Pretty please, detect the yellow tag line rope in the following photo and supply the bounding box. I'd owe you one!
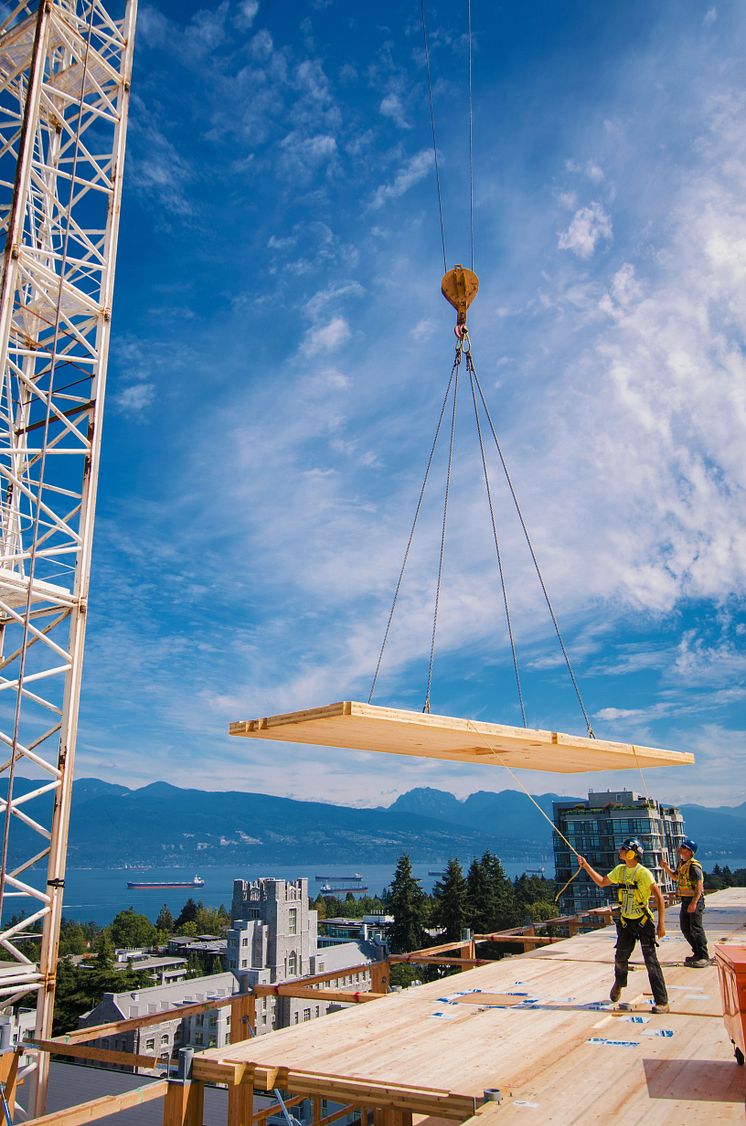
[464,720,582,904]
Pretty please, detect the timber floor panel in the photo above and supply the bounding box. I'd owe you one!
[199,890,745,1121]
[229,701,694,774]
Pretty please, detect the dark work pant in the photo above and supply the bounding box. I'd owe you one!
[614,916,668,1005]
[680,897,708,959]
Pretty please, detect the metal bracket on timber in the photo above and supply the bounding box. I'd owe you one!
[229,701,694,774]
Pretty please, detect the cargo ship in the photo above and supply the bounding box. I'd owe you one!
[315,874,363,882]
[126,874,205,890]
[319,883,369,894]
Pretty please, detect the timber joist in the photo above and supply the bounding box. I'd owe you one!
[190,1060,477,1121]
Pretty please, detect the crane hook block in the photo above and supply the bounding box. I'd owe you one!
[441,264,479,326]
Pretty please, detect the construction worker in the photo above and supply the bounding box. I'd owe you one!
[578,839,669,1013]
[661,837,709,967]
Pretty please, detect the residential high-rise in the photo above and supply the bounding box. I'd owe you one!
[553,790,685,914]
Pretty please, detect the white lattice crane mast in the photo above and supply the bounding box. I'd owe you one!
[0,0,136,1111]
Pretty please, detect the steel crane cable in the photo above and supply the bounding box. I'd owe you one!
[423,351,460,714]
[467,0,475,271]
[469,358,595,738]
[420,0,476,273]
[466,350,526,726]
[419,0,448,274]
[0,0,99,913]
[367,357,460,705]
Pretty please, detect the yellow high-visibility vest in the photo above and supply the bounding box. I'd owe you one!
[675,858,703,897]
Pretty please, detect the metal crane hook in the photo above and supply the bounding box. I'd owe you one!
[441,263,479,339]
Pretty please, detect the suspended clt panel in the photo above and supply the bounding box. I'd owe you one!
[229,701,694,774]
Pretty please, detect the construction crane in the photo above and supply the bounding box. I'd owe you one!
[0,0,136,1114]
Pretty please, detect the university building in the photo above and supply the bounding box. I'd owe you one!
[227,877,383,1034]
[553,790,686,913]
[78,876,383,1071]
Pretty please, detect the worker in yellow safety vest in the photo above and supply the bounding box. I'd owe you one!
[578,838,669,1013]
[661,837,709,967]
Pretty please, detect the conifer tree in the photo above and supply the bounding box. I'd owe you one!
[485,851,519,930]
[432,858,467,942]
[389,853,428,953]
[465,853,495,934]
[156,904,174,932]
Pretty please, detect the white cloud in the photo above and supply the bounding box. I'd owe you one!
[412,318,435,342]
[249,28,273,60]
[236,1,259,30]
[304,282,364,322]
[379,93,410,130]
[558,201,612,258]
[703,7,717,27]
[115,383,155,414]
[301,316,351,355]
[277,131,338,184]
[370,149,433,210]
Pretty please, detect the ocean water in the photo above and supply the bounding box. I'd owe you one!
[6,853,742,928]
[57,858,553,926]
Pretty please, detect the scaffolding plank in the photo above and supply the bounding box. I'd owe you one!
[229,701,694,774]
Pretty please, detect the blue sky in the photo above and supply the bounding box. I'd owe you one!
[78,0,746,809]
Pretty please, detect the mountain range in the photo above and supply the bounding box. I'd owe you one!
[2,778,744,868]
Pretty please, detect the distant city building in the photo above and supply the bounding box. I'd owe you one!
[167,934,227,962]
[227,877,383,1035]
[553,790,685,914]
[318,915,392,948]
[113,951,188,986]
[78,971,239,1073]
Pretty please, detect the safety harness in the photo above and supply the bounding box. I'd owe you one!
[617,865,655,927]
[675,857,703,897]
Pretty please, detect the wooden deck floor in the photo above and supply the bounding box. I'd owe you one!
[199,888,746,1125]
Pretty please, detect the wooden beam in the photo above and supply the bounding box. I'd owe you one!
[230,993,256,1044]
[374,1110,412,1126]
[253,1094,305,1124]
[235,1066,476,1120]
[254,985,385,1004]
[24,1079,167,1126]
[228,1071,253,1126]
[369,961,389,994]
[277,962,379,989]
[388,955,491,967]
[0,1049,20,1117]
[162,1080,204,1126]
[58,991,240,1045]
[192,1057,244,1086]
[29,1036,159,1070]
[318,1104,356,1126]
[475,935,557,946]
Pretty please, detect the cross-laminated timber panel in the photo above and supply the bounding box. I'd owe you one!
[194,889,746,1125]
[229,701,694,773]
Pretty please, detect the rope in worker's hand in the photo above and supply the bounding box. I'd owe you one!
[464,720,584,906]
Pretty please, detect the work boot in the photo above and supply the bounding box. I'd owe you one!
[652,1003,669,1014]
[690,958,710,968]
[610,983,622,1002]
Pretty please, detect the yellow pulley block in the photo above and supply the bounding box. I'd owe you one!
[441,263,479,339]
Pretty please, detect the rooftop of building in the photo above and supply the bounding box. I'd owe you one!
[92,971,239,1021]
[315,940,382,971]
